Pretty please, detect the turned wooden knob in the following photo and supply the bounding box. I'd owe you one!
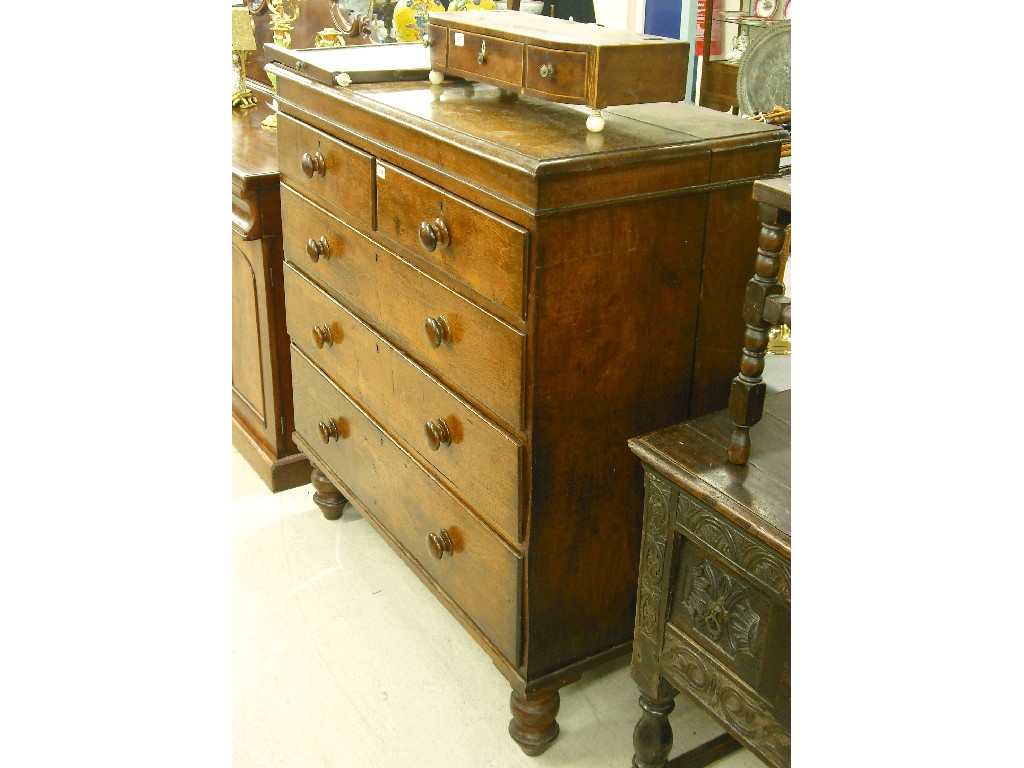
[306,236,330,262]
[423,418,452,451]
[423,316,451,348]
[417,217,450,252]
[311,324,334,348]
[301,150,326,178]
[318,418,340,444]
[540,63,554,78]
[426,529,453,559]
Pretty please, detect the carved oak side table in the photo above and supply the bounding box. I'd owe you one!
[628,391,791,767]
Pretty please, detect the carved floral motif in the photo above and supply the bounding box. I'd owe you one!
[682,560,760,657]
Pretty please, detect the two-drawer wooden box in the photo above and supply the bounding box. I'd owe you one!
[425,11,689,131]
[268,62,783,755]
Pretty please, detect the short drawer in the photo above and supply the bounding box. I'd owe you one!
[376,161,528,318]
[283,185,526,431]
[442,29,524,89]
[291,346,522,663]
[277,113,376,229]
[524,45,587,103]
[284,262,524,544]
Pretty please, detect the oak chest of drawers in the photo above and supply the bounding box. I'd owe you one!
[268,63,783,755]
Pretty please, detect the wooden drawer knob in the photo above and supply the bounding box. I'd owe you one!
[423,316,451,348]
[306,236,330,263]
[426,529,453,559]
[301,150,326,178]
[423,418,452,451]
[417,217,450,252]
[318,418,340,444]
[311,324,334,348]
[540,63,554,78]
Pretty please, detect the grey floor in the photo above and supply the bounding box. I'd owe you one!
[232,356,790,767]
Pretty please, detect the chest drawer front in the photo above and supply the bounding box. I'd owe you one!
[524,46,587,103]
[283,186,526,431]
[284,263,524,544]
[291,346,521,663]
[277,113,376,229]
[376,162,528,318]
[443,30,524,89]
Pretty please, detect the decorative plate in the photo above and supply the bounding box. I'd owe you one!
[754,0,778,18]
[737,23,790,115]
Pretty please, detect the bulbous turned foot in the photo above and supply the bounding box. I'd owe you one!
[310,467,346,520]
[509,688,560,756]
[428,69,444,85]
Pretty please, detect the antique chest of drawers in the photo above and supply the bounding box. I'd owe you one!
[268,62,783,754]
[629,391,791,767]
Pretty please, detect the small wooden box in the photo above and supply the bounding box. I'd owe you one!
[426,11,688,116]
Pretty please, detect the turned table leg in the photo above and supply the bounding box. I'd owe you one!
[509,686,562,756]
[632,692,675,768]
[310,467,346,520]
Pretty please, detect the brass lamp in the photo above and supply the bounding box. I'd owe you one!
[231,6,258,109]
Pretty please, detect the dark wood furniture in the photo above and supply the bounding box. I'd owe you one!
[269,59,784,754]
[233,2,378,491]
[729,176,790,464]
[628,177,792,767]
[629,391,791,767]
[425,11,689,131]
[232,96,311,491]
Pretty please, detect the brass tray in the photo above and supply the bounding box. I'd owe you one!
[264,42,432,87]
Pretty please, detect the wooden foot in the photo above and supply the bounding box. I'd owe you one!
[310,467,346,520]
[632,693,674,768]
[509,688,561,756]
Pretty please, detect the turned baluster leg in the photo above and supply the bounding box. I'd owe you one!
[509,686,564,756]
[728,202,791,464]
[632,692,675,768]
[310,467,346,520]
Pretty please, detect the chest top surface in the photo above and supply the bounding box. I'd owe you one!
[271,69,783,191]
[630,390,791,554]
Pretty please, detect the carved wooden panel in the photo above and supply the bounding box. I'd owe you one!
[660,626,790,768]
[675,493,791,600]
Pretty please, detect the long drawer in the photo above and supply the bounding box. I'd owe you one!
[284,262,524,544]
[291,346,522,663]
[282,184,526,430]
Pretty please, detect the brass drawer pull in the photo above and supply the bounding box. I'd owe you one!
[426,529,454,559]
[306,236,330,262]
[300,150,326,178]
[423,418,452,451]
[417,217,450,252]
[477,40,486,65]
[423,316,451,348]
[318,418,341,444]
[311,324,334,348]
[540,63,554,78]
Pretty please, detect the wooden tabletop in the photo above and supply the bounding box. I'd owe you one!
[629,390,791,556]
[232,88,280,191]
[753,174,791,212]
